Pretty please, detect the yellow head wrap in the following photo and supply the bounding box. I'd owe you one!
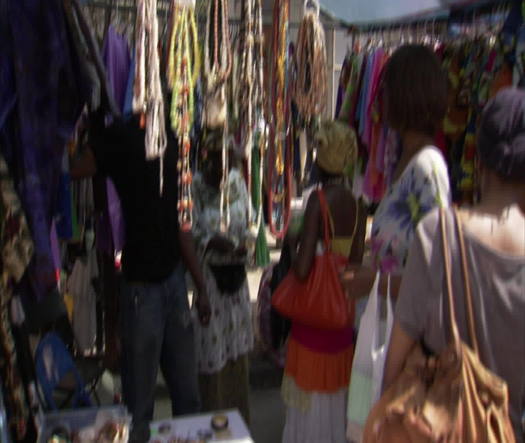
[315,120,358,175]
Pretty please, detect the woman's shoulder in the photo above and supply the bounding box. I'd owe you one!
[408,146,448,175]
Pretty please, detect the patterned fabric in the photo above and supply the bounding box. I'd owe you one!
[371,147,450,275]
[0,0,90,301]
[192,169,255,374]
[0,154,34,440]
[192,169,255,264]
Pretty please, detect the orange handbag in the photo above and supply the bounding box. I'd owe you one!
[363,208,516,443]
[271,189,351,330]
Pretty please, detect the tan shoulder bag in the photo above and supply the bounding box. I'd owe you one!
[363,208,516,443]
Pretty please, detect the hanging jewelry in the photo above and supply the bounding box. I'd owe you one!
[267,0,292,239]
[239,0,265,233]
[294,0,327,121]
[133,0,167,192]
[203,0,232,129]
[167,0,200,231]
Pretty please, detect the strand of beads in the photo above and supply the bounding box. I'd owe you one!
[267,0,293,239]
[204,0,233,232]
[294,0,327,121]
[133,0,167,193]
[167,0,200,231]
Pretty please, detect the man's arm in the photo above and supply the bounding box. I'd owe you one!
[178,230,211,326]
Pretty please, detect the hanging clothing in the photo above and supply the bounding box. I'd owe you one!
[102,25,131,112]
[0,0,91,302]
[0,153,34,441]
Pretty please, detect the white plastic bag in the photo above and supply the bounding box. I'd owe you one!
[346,271,393,443]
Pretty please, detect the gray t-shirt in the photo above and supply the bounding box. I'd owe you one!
[396,208,525,442]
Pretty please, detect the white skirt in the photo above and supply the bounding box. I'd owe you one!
[282,388,347,443]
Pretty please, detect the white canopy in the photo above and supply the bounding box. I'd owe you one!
[320,0,500,25]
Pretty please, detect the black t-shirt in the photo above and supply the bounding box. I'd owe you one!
[90,115,180,282]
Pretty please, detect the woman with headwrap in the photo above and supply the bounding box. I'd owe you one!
[191,130,255,423]
[383,88,525,442]
[281,120,364,443]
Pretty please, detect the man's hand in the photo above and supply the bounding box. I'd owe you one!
[195,289,211,326]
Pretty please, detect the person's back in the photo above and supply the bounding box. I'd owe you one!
[401,207,525,440]
[324,185,360,259]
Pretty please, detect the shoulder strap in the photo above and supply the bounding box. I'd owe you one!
[317,189,332,249]
[440,208,460,346]
[453,208,479,355]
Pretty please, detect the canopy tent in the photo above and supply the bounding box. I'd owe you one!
[319,0,507,25]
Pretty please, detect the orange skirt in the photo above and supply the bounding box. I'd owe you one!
[284,336,354,393]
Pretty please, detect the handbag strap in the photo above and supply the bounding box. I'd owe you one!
[453,208,480,355]
[317,189,333,249]
[440,208,460,346]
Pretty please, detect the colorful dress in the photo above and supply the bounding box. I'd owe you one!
[371,146,451,275]
[191,169,255,422]
[282,190,358,443]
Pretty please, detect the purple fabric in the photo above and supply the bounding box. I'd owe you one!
[50,221,61,277]
[102,26,131,112]
[106,179,125,252]
[0,0,91,300]
[101,26,130,252]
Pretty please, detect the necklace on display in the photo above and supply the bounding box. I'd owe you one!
[239,0,265,234]
[294,0,327,121]
[133,0,167,193]
[167,0,200,230]
[267,0,292,239]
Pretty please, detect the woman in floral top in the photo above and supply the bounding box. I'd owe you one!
[191,131,255,423]
[342,45,451,300]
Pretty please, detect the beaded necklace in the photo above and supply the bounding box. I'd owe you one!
[167,0,200,231]
[294,0,327,121]
[204,0,232,91]
[267,0,293,239]
[239,0,265,232]
[133,0,167,193]
[203,0,233,232]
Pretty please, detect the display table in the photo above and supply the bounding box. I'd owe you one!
[149,409,253,443]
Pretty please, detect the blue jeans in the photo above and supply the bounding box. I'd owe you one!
[120,263,200,442]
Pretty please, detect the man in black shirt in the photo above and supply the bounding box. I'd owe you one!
[72,115,210,442]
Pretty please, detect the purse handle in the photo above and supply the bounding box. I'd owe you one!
[440,208,461,346]
[440,208,480,355]
[317,189,333,250]
[454,208,479,355]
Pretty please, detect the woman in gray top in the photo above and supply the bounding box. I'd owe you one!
[383,88,525,442]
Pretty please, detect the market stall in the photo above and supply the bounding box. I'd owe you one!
[0,0,523,441]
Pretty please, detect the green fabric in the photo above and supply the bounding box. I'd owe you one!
[251,134,270,267]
